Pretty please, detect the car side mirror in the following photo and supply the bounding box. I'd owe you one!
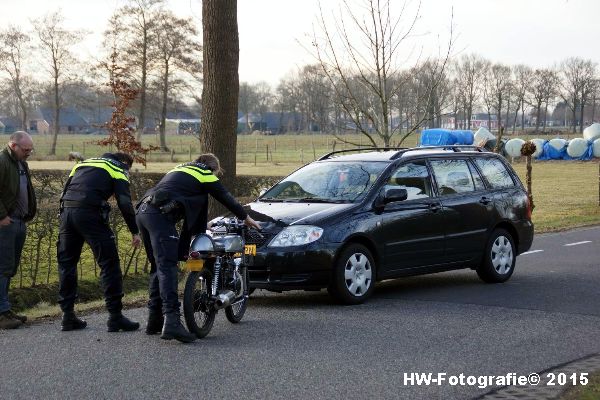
[383,188,408,204]
[258,188,268,197]
[374,187,408,210]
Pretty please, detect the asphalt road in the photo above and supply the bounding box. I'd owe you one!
[1,226,599,400]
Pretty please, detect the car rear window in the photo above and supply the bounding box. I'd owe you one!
[473,157,516,188]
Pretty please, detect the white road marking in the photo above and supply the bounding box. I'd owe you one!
[564,241,592,247]
[521,250,544,255]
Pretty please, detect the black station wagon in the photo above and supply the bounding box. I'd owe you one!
[235,146,534,304]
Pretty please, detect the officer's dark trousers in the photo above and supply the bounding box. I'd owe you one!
[57,208,123,313]
[135,206,180,315]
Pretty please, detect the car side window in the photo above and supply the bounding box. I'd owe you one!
[474,158,515,188]
[468,161,486,190]
[430,159,477,195]
[386,160,432,200]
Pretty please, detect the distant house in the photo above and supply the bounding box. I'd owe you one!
[37,107,89,133]
[237,112,304,134]
[0,116,22,134]
[441,113,499,130]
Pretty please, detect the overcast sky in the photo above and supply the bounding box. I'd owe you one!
[3,0,599,85]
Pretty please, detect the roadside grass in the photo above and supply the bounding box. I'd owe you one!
[559,371,600,400]
[510,161,600,232]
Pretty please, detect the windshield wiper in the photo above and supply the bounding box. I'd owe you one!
[259,197,284,202]
[290,197,351,203]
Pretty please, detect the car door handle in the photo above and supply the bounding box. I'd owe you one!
[479,196,492,205]
[429,203,442,212]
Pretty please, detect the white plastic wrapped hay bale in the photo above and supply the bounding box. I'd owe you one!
[593,138,600,157]
[505,138,525,157]
[530,138,545,158]
[549,138,567,150]
[583,123,600,141]
[566,138,588,158]
[474,127,495,146]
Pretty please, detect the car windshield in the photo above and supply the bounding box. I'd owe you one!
[260,161,388,203]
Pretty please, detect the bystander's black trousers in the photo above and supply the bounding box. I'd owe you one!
[57,208,123,313]
[135,204,181,315]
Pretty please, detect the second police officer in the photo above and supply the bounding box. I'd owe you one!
[136,153,260,343]
[57,152,141,332]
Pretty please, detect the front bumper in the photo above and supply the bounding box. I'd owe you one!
[247,243,338,291]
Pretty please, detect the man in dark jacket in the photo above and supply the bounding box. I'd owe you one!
[136,153,260,343]
[0,131,37,329]
[57,153,141,332]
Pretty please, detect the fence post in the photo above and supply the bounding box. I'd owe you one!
[189,144,192,161]
[266,144,269,162]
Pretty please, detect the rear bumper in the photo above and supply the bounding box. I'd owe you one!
[517,220,534,254]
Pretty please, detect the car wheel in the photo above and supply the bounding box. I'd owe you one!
[477,228,516,283]
[329,244,376,305]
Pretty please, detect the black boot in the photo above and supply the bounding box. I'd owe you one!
[61,311,87,331]
[160,313,196,343]
[107,313,140,332]
[145,310,164,335]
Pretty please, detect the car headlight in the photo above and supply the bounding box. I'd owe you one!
[268,225,324,247]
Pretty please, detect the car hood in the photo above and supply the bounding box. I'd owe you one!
[243,201,357,228]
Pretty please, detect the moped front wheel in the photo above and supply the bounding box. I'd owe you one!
[183,269,216,338]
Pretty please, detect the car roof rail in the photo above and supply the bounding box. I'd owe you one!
[394,145,487,157]
[317,147,407,160]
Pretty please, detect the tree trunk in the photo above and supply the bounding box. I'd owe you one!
[159,62,169,152]
[200,0,239,218]
[50,76,60,155]
[579,102,585,133]
[137,30,148,141]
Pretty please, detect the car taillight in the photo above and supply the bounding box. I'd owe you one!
[189,251,200,259]
[526,197,532,220]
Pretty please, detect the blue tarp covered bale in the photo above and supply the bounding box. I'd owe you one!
[419,129,474,146]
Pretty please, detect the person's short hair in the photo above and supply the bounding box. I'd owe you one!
[9,131,29,144]
[195,153,222,176]
[113,152,134,169]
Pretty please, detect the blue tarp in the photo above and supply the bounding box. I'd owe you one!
[537,140,594,160]
[419,129,474,146]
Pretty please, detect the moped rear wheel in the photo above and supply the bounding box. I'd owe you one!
[225,266,248,323]
[183,269,216,338]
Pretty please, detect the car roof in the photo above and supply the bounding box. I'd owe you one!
[318,146,491,162]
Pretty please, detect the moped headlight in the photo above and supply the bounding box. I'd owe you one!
[268,225,323,247]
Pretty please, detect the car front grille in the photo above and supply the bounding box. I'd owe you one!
[245,230,272,248]
[211,230,273,248]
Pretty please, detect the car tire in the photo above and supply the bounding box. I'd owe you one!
[329,244,376,305]
[477,228,516,283]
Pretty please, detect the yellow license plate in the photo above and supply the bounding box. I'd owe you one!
[244,244,257,256]
[184,259,204,272]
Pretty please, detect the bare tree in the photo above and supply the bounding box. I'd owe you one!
[529,68,557,132]
[115,0,164,140]
[311,0,453,147]
[454,54,486,130]
[0,26,32,131]
[559,57,597,132]
[200,0,239,201]
[510,65,533,133]
[483,63,511,135]
[239,82,259,132]
[34,10,84,155]
[152,10,201,151]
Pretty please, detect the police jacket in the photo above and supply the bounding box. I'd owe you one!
[62,153,139,234]
[0,146,37,222]
[140,162,247,259]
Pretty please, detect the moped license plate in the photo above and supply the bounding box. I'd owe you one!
[244,244,257,256]
[184,259,204,272]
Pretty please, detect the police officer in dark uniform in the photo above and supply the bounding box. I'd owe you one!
[136,153,260,343]
[57,153,141,332]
